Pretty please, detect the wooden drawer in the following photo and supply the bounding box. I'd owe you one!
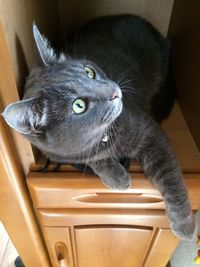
[27,172,200,210]
[27,172,165,210]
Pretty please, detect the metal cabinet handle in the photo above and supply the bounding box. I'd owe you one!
[55,242,69,267]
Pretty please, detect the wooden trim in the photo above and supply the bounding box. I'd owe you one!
[37,208,170,228]
[0,20,35,174]
[0,117,51,266]
[168,0,200,151]
[0,18,50,266]
[143,229,179,267]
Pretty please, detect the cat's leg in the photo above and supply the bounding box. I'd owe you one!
[53,163,62,172]
[89,158,131,190]
[39,159,63,172]
[72,157,130,175]
[39,158,51,172]
[71,163,96,175]
[134,117,196,240]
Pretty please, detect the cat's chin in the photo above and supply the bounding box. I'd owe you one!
[111,99,123,122]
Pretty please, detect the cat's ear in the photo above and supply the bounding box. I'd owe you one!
[33,23,56,66]
[2,97,47,135]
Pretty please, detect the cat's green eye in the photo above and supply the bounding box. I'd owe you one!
[85,67,95,79]
[72,99,87,114]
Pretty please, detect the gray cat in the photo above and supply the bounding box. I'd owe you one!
[3,15,196,239]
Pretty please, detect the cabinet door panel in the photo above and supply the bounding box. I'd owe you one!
[75,226,152,267]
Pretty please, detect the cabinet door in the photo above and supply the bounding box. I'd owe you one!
[75,226,152,267]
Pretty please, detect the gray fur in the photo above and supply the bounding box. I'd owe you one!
[3,15,196,239]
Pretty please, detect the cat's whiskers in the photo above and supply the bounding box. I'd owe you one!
[121,87,142,97]
[111,121,123,153]
[80,134,97,178]
[106,127,118,163]
[116,72,130,85]
[117,75,142,101]
[115,66,135,85]
[105,141,114,164]
[122,90,141,99]
[80,124,106,176]
[118,78,136,87]
[93,127,106,161]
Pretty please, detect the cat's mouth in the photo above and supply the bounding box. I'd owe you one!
[103,98,123,124]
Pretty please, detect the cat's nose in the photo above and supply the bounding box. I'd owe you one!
[109,89,120,101]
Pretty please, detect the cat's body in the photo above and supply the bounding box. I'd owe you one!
[3,15,195,239]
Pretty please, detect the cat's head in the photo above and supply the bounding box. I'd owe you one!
[3,24,122,158]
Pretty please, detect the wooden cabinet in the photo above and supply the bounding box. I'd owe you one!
[27,172,183,267]
[41,223,179,267]
[42,222,178,267]
[43,225,154,267]
[1,1,200,267]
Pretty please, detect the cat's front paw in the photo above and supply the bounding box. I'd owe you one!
[171,214,197,240]
[101,174,132,191]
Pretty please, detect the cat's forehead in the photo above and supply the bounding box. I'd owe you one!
[26,61,85,88]
[25,59,106,98]
[35,61,84,77]
[29,58,101,82]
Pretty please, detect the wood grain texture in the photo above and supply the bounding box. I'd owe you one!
[75,226,152,267]
[0,117,50,267]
